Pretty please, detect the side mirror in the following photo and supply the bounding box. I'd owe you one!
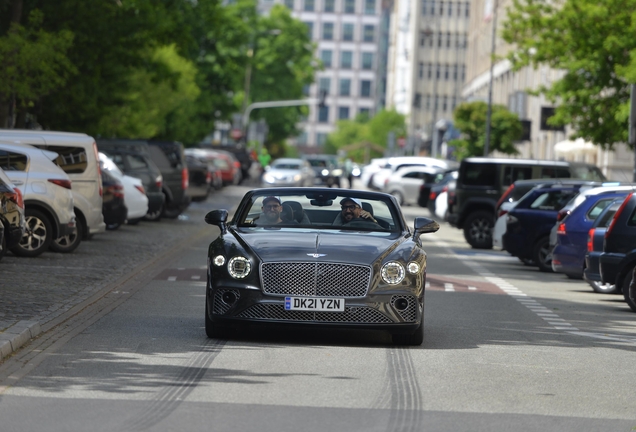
[413,217,439,238]
[205,209,228,227]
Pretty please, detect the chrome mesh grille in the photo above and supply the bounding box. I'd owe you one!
[261,262,371,297]
[213,289,240,315]
[237,304,392,323]
[391,295,418,322]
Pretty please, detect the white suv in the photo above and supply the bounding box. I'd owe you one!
[0,130,105,252]
[0,142,75,257]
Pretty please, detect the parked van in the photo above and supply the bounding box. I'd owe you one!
[0,130,105,253]
[446,157,607,249]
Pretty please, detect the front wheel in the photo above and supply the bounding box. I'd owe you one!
[463,210,494,249]
[50,216,83,253]
[622,266,636,312]
[144,203,163,222]
[533,236,553,272]
[392,314,424,346]
[205,299,229,338]
[11,208,53,257]
[588,280,618,294]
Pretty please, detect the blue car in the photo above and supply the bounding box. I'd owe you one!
[551,185,635,279]
[503,184,583,272]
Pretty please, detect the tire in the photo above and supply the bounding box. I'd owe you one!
[533,236,553,272]
[392,313,424,346]
[144,203,163,222]
[11,208,53,257]
[50,216,83,253]
[205,298,229,338]
[622,266,636,312]
[588,280,618,294]
[463,210,494,249]
[390,190,404,206]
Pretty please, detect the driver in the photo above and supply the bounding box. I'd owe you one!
[258,196,284,225]
[338,197,379,225]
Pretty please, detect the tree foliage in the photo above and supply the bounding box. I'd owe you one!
[502,0,636,148]
[449,101,522,159]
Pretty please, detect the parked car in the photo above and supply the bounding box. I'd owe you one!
[200,143,253,183]
[359,158,387,188]
[551,185,635,279]
[384,165,445,206]
[370,156,459,191]
[0,167,25,261]
[99,153,148,224]
[446,157,607,249]
[184,148,222,202]
[261,158,315,187]
[0,129,105,252]
[96,140,165,221]
[0,142,75,257]
[502,183,585,272]
[211,149,242,186]
[303,154,343,187]
[599,191,636,310]
[203,188,440,345]
[583,198,624,293]
[100,168,127,230]
[147,141,191,219]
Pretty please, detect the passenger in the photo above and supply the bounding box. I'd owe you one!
[336,197,379,225]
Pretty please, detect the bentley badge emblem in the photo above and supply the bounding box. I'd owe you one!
[307,253,326,258]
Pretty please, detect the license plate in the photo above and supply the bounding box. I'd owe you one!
[284,297,345,312]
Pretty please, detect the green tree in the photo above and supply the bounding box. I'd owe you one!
[502,0,636,148]
[449,101,522,159]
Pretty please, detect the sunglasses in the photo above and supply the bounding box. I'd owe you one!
[341,205,358,211]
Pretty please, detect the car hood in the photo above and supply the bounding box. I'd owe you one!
[234,230,402,265]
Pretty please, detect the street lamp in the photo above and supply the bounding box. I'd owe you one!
[484,0,499,157]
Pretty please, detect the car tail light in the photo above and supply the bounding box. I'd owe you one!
[181,167,189,190]
[7,188,24,209]
[605,192,632,238]
[587,228,595,252]
[556,222,566,235]
[48,178,72,189]
[429,191,437,200]
[107,184,124,199]
[134,184,145,195]
[556,210,569,222]
[496,184,515,210]
[498,208,509,218]
[93,142,103,197]
[155,175,163,189]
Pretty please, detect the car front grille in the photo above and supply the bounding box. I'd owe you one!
[237,304,392,323]
[261,262,371,297]
[391,295,418,322]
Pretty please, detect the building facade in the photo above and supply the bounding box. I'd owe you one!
[387,0,471,156]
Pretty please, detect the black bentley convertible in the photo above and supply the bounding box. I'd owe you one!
[204,188,439,345]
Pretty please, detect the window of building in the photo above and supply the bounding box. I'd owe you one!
[427,63,432,79]
[359,107,370,117]
[304,22,313,39]
[425,94,431,110]
[465,1,470,17]
[430,0,436,15]
[439,0,444,15]
[324,0,335,12]
[285,0,294,8]
[442,95,448,111]
[361,52,374,69]
[318,106,329,123]
[413,93,421,108]
[364,0,375,14]
[418,62,424,79]
[302,84,310,96]
[338,106,350,119]
[444,64,449,80]
[360,80,371,97]
[341,51,353,69]
[297,132,308,145]
[438,31,443,47]
[320,49,333,67]
[343,23,354,41]
[447,1,452,15]
[436,63,440,79]
[323,22,334,40]
[344,0,356,13]
[451,96,457,110]
[316,132,328,146]
[339,78,351,96]
[304,0,314,11]
[453,64,458,80]
[446,31,451,48]
[422,0,428,15]
[319,77,331,93]
[363,25,375,42]
[434,95,439,111]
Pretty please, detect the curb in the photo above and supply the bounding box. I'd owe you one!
[0,320,42,362]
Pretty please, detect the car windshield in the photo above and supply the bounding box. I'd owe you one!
[236,192,401,233]
[272,162,301,170]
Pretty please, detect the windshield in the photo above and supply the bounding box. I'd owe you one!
[236,192,401,233]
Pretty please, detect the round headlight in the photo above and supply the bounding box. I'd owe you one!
[228,256,251,279]
[213,255,226,266]
[381,262,405,284]
[407,262,420,274]
[321,169,329,176]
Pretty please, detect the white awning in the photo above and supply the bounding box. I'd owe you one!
[554,138,598,156]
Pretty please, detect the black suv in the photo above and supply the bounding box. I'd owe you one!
[447,157,606,249]
[303,154,343,187]
[147,141,191,218]
[599,192,636,311]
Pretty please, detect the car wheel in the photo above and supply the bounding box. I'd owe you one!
[205,298,229,338]
[463,210,494,249]
[144,203,163,222]
[392,314,424,346]
[533,237,553,272]
[622,266,636,312]
[588,280,618,294]
[11,208,53,257]
[390,190,404,206]
[50,216,83,253]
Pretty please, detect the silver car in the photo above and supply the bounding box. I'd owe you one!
[261,158,315,187]
[383,166,445,206]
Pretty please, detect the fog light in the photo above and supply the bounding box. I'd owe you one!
[222,291,237,305]
[394,298,409,310]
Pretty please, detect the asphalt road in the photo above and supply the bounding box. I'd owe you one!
[0,182,635,432]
